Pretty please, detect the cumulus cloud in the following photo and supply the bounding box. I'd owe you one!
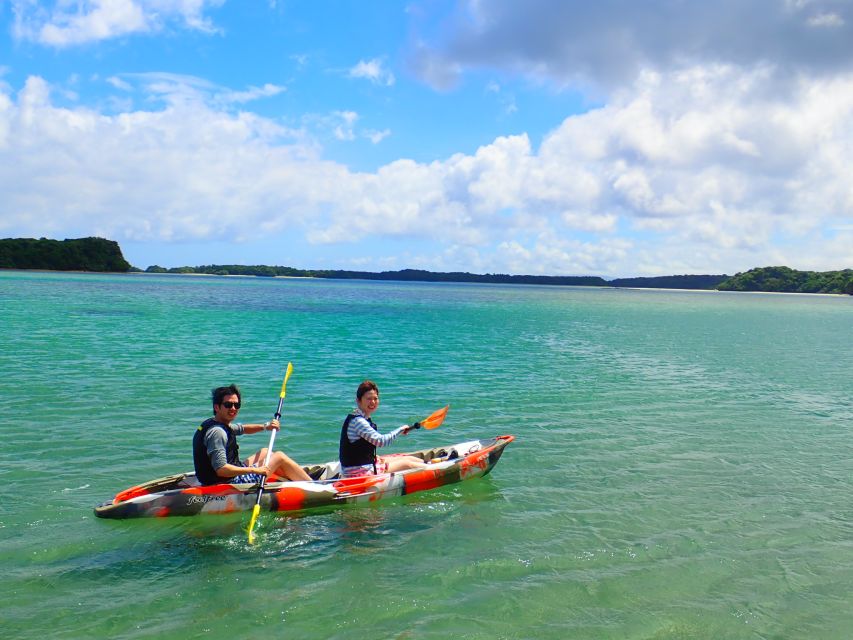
[348,58,396,86]
[333,110,359,141]
[305,110,391,146]
[11,0,223,47]
[1,68,852,276]
[365,128,391,144]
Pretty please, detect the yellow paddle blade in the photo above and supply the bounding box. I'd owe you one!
[279,362,294,399]
[247,503,261,544]
[419,405,450,430]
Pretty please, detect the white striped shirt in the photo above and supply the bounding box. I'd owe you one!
[345,408,406,447]
[342,409,406,476]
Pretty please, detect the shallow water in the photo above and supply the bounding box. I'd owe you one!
[2,271,852,639]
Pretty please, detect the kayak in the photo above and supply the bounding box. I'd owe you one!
[94,435,514,519]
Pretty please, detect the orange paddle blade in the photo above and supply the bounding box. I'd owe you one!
[419,405,449,430]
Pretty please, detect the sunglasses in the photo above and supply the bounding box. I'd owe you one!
[221,401,241,409]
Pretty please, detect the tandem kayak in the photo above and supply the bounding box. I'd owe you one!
[94,435,514,519]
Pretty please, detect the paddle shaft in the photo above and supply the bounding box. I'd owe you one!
[248,363,293,546]
[260,395,286,468]
[256,366,292,498]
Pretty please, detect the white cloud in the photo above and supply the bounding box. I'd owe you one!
[306,110,391,146]
[332,110,359,141]
[365,129,391,144]
[808,12,844,28]
[11,0,224,47]
[348,58,396,86]
[2,67,853,276]
[106,76,133,91]
[219,83,286,105]
[109,72,286,110]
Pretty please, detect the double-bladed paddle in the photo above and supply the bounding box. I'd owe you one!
[247,362,293,545]
[410,405,450,430]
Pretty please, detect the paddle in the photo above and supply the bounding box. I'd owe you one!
[410,405,450,430]
[247,362,293,545]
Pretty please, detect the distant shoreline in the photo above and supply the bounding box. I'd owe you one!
[138,264,731,291]
[614,285,848,297]
[4,267,852,297]
[1,237,851,294]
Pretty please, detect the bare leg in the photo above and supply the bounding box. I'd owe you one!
[384,455,428,473]
[247,449,312,482]
[269,451,312,481]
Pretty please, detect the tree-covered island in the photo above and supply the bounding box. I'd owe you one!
[2,237,851,294]
[717,266,853,295]
[0,237,131,272]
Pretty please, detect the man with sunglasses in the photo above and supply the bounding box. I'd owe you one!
[193,384,311,485]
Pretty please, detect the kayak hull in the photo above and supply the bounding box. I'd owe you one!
[94,435,513,519]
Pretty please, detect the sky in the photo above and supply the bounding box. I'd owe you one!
[1,1,853,277]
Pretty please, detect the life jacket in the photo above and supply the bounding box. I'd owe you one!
[339,413,378,473]
[193,418,240,485]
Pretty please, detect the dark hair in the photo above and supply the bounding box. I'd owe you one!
[212,384,241,408]
[356,380,378,400]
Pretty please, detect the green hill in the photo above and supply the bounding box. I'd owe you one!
[0,237,132,272]
[717,266,853,295]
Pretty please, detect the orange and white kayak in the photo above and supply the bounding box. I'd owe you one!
[94,435,514,519]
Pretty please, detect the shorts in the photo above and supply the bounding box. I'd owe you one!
[341,459,389,479]
[231,472,264,484]
[231,460,264,484]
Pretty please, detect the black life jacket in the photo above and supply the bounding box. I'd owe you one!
[339,413,378,472]
[193,418,240,485]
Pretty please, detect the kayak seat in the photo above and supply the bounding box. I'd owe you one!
[448,441,481,459]
[304,464,337,480]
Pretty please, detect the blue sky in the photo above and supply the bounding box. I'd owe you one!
[1,1,852,276]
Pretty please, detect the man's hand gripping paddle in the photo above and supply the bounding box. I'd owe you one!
[247,362,293,545]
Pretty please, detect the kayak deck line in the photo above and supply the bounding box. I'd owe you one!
[94,435,514,519]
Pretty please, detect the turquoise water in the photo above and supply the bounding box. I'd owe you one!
[2,270,852,639]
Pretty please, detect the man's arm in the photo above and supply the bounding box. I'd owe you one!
[204,425,272,478]
[241,418,280,434]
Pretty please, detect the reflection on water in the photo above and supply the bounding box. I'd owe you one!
[83,475,508,575]
[253,477,505,560]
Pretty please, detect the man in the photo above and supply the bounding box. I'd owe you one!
[193,384,311,485]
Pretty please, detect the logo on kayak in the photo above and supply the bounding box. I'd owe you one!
[187,495,229,505]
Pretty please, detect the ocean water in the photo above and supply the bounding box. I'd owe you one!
[1,270,852,639]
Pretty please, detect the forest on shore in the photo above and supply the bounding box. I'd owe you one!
[716,265,853,295]
[0,237,131,272]
[2,237,851,294]
[144,263,731,291]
